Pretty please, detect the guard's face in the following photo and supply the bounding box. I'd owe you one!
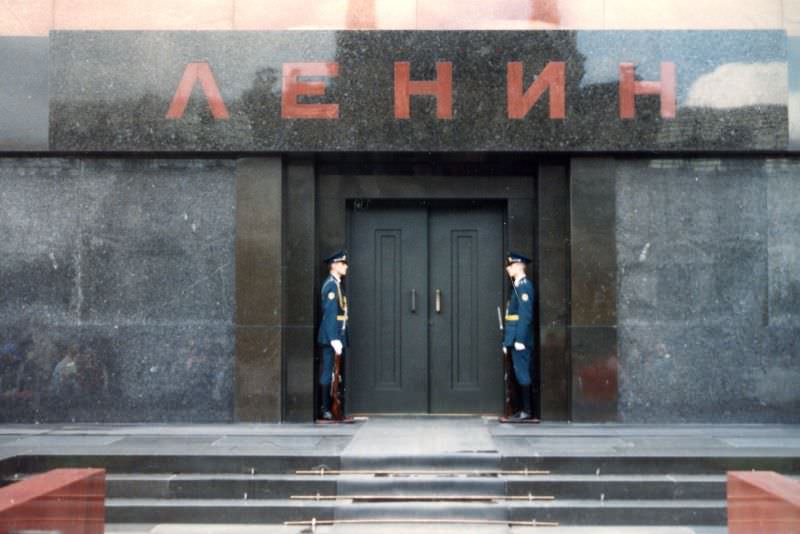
[333,261,349,277]
[506,262,523,278]
[505,263,515,277]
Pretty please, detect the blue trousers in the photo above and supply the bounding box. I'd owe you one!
[512,347,532,386]
[319,346,344,386]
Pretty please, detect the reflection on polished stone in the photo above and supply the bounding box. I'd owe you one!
[0,159,236,423]
[571,326,618,421]
[49,30,788,152]
[0,37,48,151]
[616,158,800,423]
[789,36,800,148]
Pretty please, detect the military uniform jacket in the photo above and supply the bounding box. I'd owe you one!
[317,275,348,346]
[503,277,534,347]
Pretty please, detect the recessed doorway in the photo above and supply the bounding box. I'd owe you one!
[347,200,504,414]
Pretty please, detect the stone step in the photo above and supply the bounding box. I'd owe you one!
[4,452,798,475]
[105,497,727,525]
[0,454,341,475]
[103,473,726,500]
[501,454,800,475]
[340,452,500,471]
[104,524,728,534]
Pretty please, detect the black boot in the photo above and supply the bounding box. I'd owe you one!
[319,385,332,420]
[520,385,532,418]
[511,385,532,420]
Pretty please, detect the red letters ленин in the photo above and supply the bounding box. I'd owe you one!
[394,62,453,119]
[619,62,676,119]
[281,63,340,119]
[507,61,566,119]
[165,62,230,120]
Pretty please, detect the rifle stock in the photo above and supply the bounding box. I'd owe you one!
[331,353,343,420]
[503,349,517,417]
[499,305,516,417]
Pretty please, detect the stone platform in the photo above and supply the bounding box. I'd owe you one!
[1,417,799,533]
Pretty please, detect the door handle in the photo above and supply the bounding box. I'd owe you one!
[411,289,417,313]
[435,289,442,313]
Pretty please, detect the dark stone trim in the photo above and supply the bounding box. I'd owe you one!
[235,158,283,422]
[284,158,316,421]
[538,163,571,420]
[569,158,619,421]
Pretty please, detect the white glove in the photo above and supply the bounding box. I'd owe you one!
[514,342,526,351]
[502,345,507,355]
[331,340,343,355]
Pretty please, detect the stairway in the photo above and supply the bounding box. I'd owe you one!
[1,419,798,529]
[79,449,728,525]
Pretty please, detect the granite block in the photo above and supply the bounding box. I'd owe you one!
[790,36,800,149]
[235,326,282,422]
[0,468,105,534]
[571,158,616,327]
[0,37,48,151]
[616,159,768,327]
[0,158,236,423]
[728,471,800,534]
[284,159,316,421]
[235,158,283,327]
[767,159,800,324]
[48,30,788,152]
[537,163,570,420]
[615,158,800,423]
[570,325,618,422]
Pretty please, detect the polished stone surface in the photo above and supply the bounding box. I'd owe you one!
[569,159,618,422]
[615,158,800,423]
[234,158,284,422]
[0,38,48,151]
[537,164,570,420]
[0,159,236,423]
[48,30,788,152]
[790,36,800,149]
[0,419,793,530]
[284,159,316,422]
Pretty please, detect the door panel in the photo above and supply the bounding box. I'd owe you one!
[429,208,504,414]
[348,203,504,414]
[348,207,429,413]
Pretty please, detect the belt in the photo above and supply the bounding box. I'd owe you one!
[337,315,347,321]
[505,314,519,321]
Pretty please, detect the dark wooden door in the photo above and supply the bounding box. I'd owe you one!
[348,203,504,414]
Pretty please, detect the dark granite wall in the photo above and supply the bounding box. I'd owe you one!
[0,158,236,423]
[47,30,789,153]
[615,158,800,422]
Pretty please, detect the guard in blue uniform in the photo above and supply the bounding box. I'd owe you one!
[317,250,349,420]
[503,252,536,421]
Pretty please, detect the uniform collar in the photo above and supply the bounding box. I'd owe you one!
[330,273,341,283]
[514,275,527,287]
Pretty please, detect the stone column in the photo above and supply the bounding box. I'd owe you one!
[538,163,571,420]
[569,158,619,421]
[284,159,316,421]
[235,158,283,422]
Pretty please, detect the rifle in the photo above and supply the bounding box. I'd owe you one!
[330,353,343,421]
[499,306,516,418]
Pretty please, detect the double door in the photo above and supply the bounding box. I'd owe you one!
[347,202,504,414]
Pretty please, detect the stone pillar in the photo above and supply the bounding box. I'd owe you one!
[284,159,316,421]
[537,163,571,420]
[235,158,283,422]
[569,158,619,421]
